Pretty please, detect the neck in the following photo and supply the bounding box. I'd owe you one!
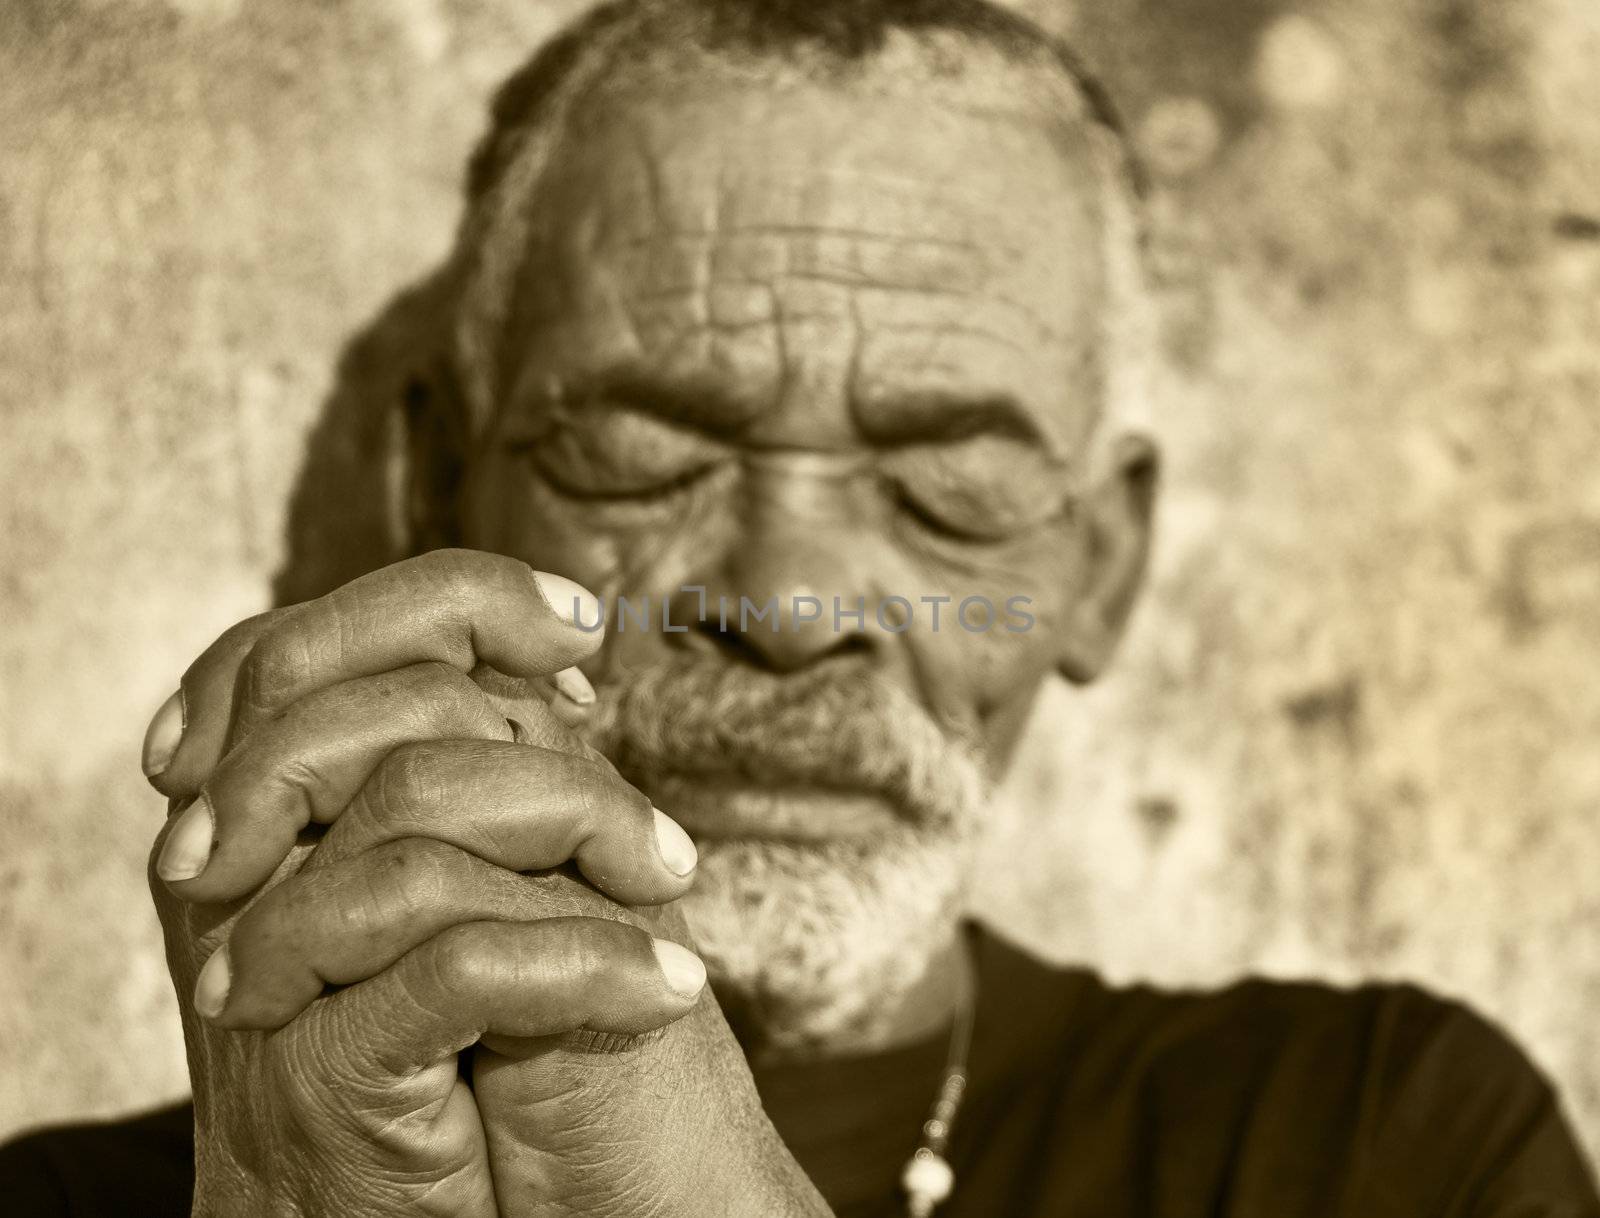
[736,926,970,1069]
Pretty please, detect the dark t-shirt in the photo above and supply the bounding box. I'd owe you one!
[4,924,1596,1216]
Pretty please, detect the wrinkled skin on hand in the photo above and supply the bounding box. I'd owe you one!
[154,834,500,1217]
[157,855,805,1217]
[147,551,828,1218]
[470,893,823,1218]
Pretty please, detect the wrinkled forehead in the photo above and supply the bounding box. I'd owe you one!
[507,69,1110,450]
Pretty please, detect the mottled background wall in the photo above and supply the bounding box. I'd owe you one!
[2,0,1597,1167]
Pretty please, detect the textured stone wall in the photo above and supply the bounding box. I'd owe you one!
[979,0,1600,1162]
[2,0,1597,1167]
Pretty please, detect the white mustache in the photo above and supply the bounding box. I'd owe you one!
[583,658,986,831]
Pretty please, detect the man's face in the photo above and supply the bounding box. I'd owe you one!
[456,66,1125,1051]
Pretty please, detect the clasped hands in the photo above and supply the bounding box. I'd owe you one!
[143,549,829,1218]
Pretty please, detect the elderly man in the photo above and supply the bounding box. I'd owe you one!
[5,0,1598,1214]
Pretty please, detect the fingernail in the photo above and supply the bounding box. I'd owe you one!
[142,689,184,779]
[194,944,231,1020]
[533,571,603,633]
[553,666,596,706]
[652,807,697,876]
[158,796,216,882]
[652,938,706,997]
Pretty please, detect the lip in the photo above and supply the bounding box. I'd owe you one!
[639,773,898,843]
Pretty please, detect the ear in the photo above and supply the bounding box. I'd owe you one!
[1057,434,1160,684]
[394,356,467,556]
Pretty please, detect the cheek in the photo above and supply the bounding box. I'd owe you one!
[897,522,1087,722]
[456,454,626,588]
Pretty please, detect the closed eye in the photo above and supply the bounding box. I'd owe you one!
[890,478,1005,542]
[882,434,1067,542]
[516,406,731,501]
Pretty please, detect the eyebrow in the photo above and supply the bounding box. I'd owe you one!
[510,366,1057,453]
[543,367,764,435]
[854,389,1052,450]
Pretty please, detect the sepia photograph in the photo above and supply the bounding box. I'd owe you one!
[2,0,1598,1214]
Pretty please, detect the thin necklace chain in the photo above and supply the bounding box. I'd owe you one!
[902,948,977,1218]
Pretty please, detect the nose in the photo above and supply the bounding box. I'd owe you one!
[682,562,878,672]
[668,454,881,673]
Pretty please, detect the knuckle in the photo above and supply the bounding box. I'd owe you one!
[431,546,522,587]
[267,752,338,824]
[200,609,284,667]
[408,658,467,695]
[569,756,612,812]
[429,549,537,627]
[348,839,455,933]
[399,835,462,894]
[418,549,500,616]
[370,741,450,828]
[567,759,629,840]
[424,924,494,1000]
[569,760,648,851]
[410,663,497,734]
[240,626,318,716]
[436,549,488,602]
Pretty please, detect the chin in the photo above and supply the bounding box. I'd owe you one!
[680,821,979,1057]
[575,652,995,1052]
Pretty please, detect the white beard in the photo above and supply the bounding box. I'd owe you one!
[583,656,991,1054]
[682,821,980,1054]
